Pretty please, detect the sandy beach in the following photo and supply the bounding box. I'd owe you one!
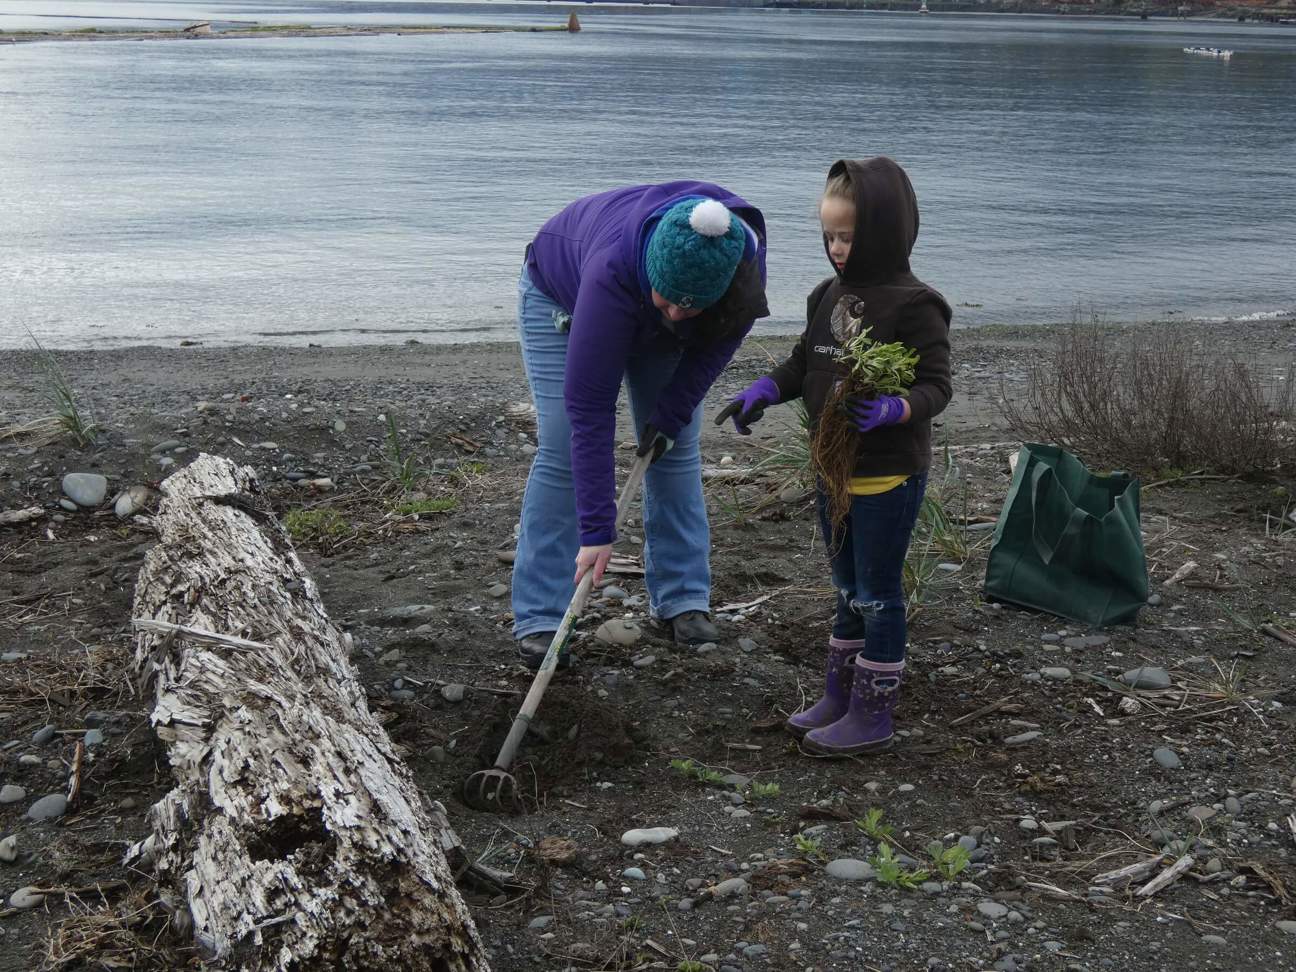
[2,318,1295,970]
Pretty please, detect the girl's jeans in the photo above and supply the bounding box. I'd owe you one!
[818,473,928,664]
[511,268,711,639]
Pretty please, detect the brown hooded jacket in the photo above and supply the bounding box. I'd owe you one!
[768,157,953,478]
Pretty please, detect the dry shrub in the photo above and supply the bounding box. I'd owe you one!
[43,889,195,970]
[1000,321,1296,474]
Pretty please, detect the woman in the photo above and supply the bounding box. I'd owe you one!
[512,182,768,669]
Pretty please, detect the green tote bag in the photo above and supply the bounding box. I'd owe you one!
[984,444,1148,627]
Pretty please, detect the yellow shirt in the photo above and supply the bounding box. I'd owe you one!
[848,474,909,496]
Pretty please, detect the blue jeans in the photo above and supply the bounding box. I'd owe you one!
[818,473,927,664]
[511,269,711,639]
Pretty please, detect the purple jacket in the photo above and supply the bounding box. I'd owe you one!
[526,181,767,546]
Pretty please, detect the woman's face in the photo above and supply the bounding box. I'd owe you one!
[651,290,705,323]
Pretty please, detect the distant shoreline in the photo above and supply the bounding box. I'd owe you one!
[0,23,573,45]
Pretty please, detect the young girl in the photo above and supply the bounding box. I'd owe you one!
[716,158,952,756]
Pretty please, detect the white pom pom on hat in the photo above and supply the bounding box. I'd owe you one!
[688,199,733,238]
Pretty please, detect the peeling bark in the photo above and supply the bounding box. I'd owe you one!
[129,453,491,972]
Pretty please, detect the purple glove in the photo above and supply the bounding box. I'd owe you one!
[846,395,908,433]
[713,376,780,435]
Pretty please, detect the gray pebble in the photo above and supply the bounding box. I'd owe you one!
[825,858,875,881]
[83,728,105,747]
[1153,747,1182,769]
[1224,796,1242,816]
[621,867,646,881]
[631,655,656,668]
[59,498,79,512]
[977,900,1009,920]
[1121,666,1171,690]
[8,886,45,909]
[676,898,694,911]
[710,877,749,898]
[389,689,416,702]
[738,637,759,652]
[1,652,29,662]
[1040,666,1071,681]
[528,915,554,930]
[1276,920,1296,936]
[1040,633,1061,643]
[0,784,27,804]
[32,725,56,746]
[27,793,68,821]
[440,683,466,703]
[62,472,108,507]
[1201,934,1227,946]
[487,583,508,598]
[1005,730,1042,746]
[0,835,17,863]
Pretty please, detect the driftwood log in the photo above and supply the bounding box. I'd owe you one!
[129,453,491,971]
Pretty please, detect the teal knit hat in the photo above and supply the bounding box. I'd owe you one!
[646,198,745,310]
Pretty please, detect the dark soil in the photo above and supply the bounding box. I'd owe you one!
[2,322,1295,972]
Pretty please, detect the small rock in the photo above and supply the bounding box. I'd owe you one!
[1,652,29,662]
[1040,667,1071,681]
[1200,935,1227,946]
[825,859,875,881]
[83,728,105,747]
[32,725,56,746]
[0,784,27,804]
[62,472,108,507]
[0,835,17,863]
[1276,920,1296,936]
[595,620,642,646]
[631,655,656,668]
[1153,747,1182,770]
[1224,796,1242,816]
[738,637,759,652]
[152,439,182,453]
[332,419,347,433]
[440,683,467,703]
[487,583,508,598]
[528,915,554,930]
[1121,666,1172,691]
[27,793,68,821]
[1004,730,1042,746]
[978,900,1009,920]
[709,877,749,898]
[1187,805,1216,823]
[621,867,646,881]
[8,886,44,909]
[957,835,978,852]
[1019,818,1039,831]
[621,827,678,847]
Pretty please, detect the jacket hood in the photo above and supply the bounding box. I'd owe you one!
[825,157,919,287]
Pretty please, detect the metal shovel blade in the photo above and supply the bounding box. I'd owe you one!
[462,766,523,814]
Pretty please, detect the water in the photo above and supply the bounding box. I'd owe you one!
[2,2,1294,349]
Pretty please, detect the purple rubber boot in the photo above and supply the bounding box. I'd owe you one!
[784,637,864,737]
[803,658,904,756]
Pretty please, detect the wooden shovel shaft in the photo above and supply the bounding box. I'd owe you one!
[490,452,652,773]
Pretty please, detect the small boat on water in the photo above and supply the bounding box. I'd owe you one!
[1183,46,1233,59]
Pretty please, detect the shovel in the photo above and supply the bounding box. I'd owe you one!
[463,450,651,813]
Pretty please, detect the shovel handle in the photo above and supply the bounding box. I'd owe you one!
[491,451,652,772]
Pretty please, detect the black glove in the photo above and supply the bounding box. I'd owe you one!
[636,423,675,464]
